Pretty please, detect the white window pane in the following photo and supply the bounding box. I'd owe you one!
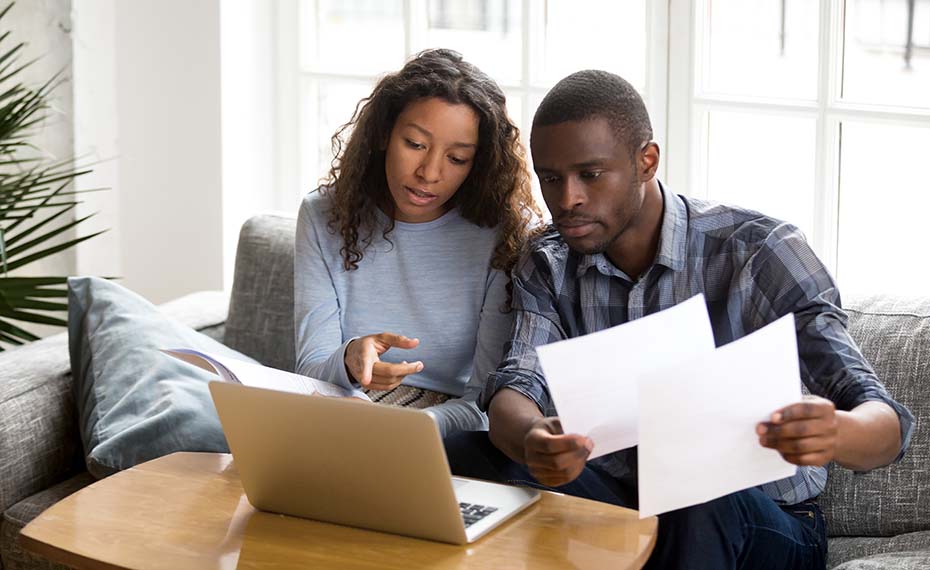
[301,0,405,75]
[302,79,375,193]
[837,121,930,296]
[704,111,817,239]
[701,0,819,100]
[417,0,523,84]
[537,0,647,91]
[841,0,930,108]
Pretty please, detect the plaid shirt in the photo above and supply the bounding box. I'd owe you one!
[481,184,914,505]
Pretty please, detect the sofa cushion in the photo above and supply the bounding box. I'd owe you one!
[832,551,930,570]
[828,532,930,569]
[68,277,255,478]
[224,214,297,371]
[0,472,94,570]
[819,295,930,537]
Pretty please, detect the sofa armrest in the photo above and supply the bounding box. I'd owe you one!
[0,288,230,516]
[0,333,79,517]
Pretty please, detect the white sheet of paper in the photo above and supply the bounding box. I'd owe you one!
[535,294,715,457]
[637,314,802,518]
[163,348,371,401]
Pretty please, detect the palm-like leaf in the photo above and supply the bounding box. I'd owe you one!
[0,2,104,350]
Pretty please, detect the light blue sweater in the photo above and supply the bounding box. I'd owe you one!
[294,190,513,436]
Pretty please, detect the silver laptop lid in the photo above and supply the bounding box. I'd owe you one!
[209,381,468,544]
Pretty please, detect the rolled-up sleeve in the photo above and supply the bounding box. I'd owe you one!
[746,223,915,463]
[479,257,567,416]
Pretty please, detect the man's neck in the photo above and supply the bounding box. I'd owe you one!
[605,180,664,279]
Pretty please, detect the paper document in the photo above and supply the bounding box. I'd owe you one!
[637,314,801,518]
[535,294,716,457]
[164,348,371,401]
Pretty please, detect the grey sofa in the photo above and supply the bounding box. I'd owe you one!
[0,214,927,570]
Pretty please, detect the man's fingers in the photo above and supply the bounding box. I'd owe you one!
[757,417,837,440]
[374,332,420,352]
[527,450,587,473]
[527,432,591,456]
[760,435,834,456]
[771,397,835,423]
[781,451,833,466]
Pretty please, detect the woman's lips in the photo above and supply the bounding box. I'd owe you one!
[405,186,438,206]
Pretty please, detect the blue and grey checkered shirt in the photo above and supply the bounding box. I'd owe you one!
[480,183,914,505]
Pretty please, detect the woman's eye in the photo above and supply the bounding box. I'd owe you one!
[449,155,469,165]
[405,139,425,150]
[541,175,560,184]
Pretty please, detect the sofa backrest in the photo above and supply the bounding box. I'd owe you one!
[224,214,297,371]
[819,295,930,537]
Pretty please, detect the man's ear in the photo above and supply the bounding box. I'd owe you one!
[639,142,660,182]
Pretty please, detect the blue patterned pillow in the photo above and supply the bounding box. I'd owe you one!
[68,276,256,478]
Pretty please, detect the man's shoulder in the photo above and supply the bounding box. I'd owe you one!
[513,225,572,281]
[681,194,803,250]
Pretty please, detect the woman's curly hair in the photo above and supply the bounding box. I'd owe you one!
[321,48,539,279]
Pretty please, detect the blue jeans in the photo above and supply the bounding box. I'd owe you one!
[444,431,827,570]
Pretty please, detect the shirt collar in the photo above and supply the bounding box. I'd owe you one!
[575,181,688,279]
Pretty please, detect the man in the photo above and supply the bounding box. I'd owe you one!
[444,70,913,569]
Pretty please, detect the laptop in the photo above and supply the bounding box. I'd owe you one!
[209,381,540,544]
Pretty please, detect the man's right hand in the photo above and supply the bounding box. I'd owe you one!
[523,416,593,487]
[344,332,424,391]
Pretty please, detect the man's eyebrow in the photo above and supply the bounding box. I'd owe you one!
[405,122,477,149]
[534,158,612,173]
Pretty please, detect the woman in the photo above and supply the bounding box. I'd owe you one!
[294,49,538,437]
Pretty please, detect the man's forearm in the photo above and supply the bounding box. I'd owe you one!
[835,401,902,471]
[488,388,544,464]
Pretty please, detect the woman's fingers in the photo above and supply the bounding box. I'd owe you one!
[366,361,424,391]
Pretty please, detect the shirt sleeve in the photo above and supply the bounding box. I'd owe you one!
[479,252,567,416]
[743,223,915,463]
[293,193,356,390]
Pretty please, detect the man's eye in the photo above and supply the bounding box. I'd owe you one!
[580,171,602,180]
[540,175,560,184]
[405,139,425,150]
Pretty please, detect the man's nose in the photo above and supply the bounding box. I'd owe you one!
[557,178,585,213]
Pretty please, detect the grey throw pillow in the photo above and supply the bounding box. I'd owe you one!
[68,276,256,478]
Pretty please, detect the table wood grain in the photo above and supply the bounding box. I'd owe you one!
[20,452,657,570]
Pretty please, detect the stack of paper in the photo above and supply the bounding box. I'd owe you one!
[536,295,801,517]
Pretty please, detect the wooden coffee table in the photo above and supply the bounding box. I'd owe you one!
[20,452,657,569]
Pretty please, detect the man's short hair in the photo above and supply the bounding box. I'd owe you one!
[532,70,653,158]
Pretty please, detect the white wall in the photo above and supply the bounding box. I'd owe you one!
[73,0,225,304]
[220,0,280,290]
[8,0,75,278]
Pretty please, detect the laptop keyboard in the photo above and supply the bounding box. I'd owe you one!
[459,502,498,528]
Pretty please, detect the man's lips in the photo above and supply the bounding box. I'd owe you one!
[556,217,598,238]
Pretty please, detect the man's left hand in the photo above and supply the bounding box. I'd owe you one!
[757,395,838,466]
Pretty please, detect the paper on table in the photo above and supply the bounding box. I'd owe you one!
[535,294,715,458]
[637,314,802,518]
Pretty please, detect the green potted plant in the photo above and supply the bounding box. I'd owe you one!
[0,2,104,350]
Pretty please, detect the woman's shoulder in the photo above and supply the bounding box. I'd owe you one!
[300,186,334,214]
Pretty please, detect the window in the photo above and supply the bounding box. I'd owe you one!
[290,0,667,209]
[281,0,929,296]
[667,0,930,296]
